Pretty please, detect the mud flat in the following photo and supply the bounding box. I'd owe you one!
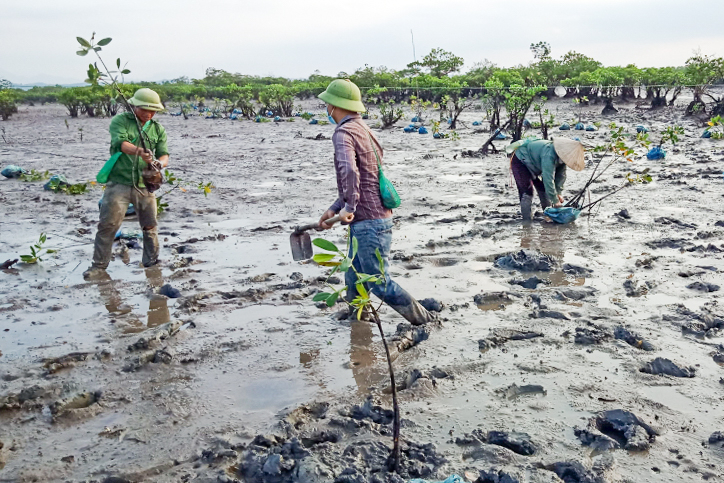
[1,98,723,482]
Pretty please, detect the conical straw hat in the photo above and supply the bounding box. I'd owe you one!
[553,138,585,171]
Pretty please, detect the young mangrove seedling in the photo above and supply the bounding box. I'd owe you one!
[311,234,402,473]
[20,233,57,264]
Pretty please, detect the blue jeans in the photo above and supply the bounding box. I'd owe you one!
[346,218,434,325]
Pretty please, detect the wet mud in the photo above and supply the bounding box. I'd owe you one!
[1,97,724,482]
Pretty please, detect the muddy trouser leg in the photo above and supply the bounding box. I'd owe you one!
[346,218,434,326]
[132,187,159,267]
[511,156,535,220]
[92,183,132,269]
[532,177,550,209]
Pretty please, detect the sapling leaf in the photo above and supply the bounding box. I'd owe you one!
[76,50,88,56]
[326,291,340,307]
[93,47,101,52]
[313,253,336,263]
[312,238,339,252]
[313,292,331,302]
[77,37,91,48]
[339,258,352,272]
[318,261,341,267]
[375,248,385,276]
[351,237,358,260]
[121,69,131,75]
[116,58,121,68]
[97,37,112,46]
[356,282,369,299]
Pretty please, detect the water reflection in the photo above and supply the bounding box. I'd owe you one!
[519,224,585,287]
[91,266,169,327]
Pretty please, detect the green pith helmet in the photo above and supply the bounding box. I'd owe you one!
[128,88,164,111]
[318,79,365,112]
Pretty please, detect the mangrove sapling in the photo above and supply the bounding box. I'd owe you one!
[155,169,215,214]
[46,178,89,195]
[367,86,404,128]
[1,126,7,143]
[311,235,402,473]
[565,122,651,210]
[573,96,588,124]
[20,233,57,264]
[533,99,555,140]
[409,95,430,122]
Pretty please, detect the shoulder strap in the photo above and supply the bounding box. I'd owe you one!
[365,129,382,170]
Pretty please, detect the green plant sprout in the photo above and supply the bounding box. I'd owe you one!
[641,125,685,148]
[46,178,89,195]
[20,169,51,182]
[311,234,402,473]
[155,169,215,214]
[78,126,83,142]
[20,233,57,264]
[409,95,430,122]
[704,115,723,139]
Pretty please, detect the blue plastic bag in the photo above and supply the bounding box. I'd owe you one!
[1,165,25,178]
[265,110,273,117]
[309,119,318,125]
[636,125,649,133]
[255,115,262,123]
[418,127,428,134]
[559,123,570,130]
[433,132,442,139]
[229,114,238,120]
[495,132,507,140]
[544,207,581,224]
[273,116,282,122]
[575,122,585,130]
[585,125,597,131]
[702,130,712,139]
[43,174,68,191]
[408,475,464,483]
[646,146,666,160]
[523,118,532,129]
[411,116,420,122]
[115,229,142,240]
[404,126,415,133]
[472,121,481,126]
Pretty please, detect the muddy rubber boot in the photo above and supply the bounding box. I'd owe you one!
[388,299,437,326]
[142,226,160,267]
[520,194,533,221]
[83,266,109,281]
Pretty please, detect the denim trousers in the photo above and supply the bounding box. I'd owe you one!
[346,218,434,325]
[511,155,550,208]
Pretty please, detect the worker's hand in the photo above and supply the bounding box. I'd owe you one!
[317,209,337,231]
[338,208,354,225]
[557,194,564,204]
[140,149,154,164]
[553,202,563,208]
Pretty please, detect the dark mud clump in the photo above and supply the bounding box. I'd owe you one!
[709,432,724,447]
[418,298,443,312]
[686,281,720,293]
[500,383,546,400]
[555,287,597,301]
[494,250,556,272]
[473,292,514,311]
[613,326,655,351]
[478,328,543,351]
[475,468,521,483]
[237,433,447,483]
[640,357,696,378]
[593,409,658,451]
[573,325,612,345]
[623,279,655,297]
[545,461,601,483]
[574,427,620,452]
[485,431,537,456]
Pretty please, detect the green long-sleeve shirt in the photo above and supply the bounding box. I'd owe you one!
[108,112,169,187]
[515,139,566,204]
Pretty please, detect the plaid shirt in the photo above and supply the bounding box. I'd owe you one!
[329,114,392,222]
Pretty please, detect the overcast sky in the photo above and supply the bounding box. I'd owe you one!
[2,0,723,85]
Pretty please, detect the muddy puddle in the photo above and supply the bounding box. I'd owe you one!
[1,99,723,481]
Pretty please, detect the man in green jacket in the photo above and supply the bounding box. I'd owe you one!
[84,88,169,279]
[509,138,584,220]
